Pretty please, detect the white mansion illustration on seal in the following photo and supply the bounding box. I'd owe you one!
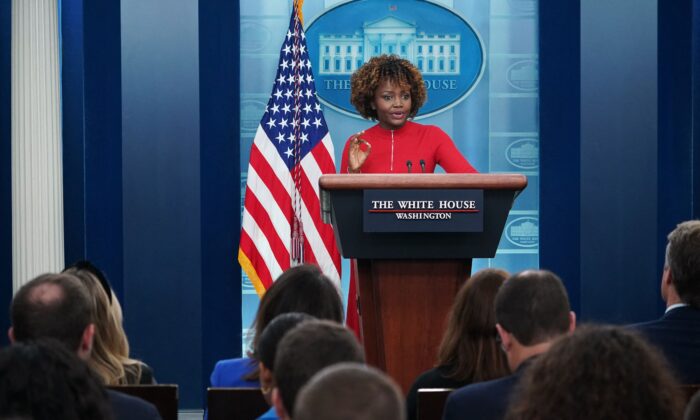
[318,16,461,75]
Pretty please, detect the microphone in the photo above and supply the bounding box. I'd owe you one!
[406,160,413,173]
[419,159,426,173]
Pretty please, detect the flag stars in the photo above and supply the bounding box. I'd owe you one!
[273,89,283,100]
[284,89,293,100]
[279,118,289,129]
[280,60,289,70]
[282,44,291,55]
[270,103,280,114]
[312,117,323,128]
[314,103,322,113]
[286,29,293,40]
[301,118,310,129]
[287,133,296,142]
[284,147,294,159]
[300,132,309,143]
[303,103,313,114]
[265,118,277,129]
[282,104,291,114]
[277,74,286,85]
[276,132,286,143]
[304,89,313,99]
[305,74,314,84]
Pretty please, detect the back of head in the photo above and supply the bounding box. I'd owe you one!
[495,270,570,346]
[295,363,404,420]
[437,268,509,381]
[274,320,365,415]
[63,262,142,385]
[250,264,343,358]
[258,312,315,371]
[11,273,93,352]
[506,325,684,420]
[0,339,113,420]
[666,220,700,307]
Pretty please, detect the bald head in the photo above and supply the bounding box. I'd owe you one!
[10,273,93,353]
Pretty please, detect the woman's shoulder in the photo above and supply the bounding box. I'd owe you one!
[123,361,156,385]
[403,121,449,138]
[211,357,260,387]
[413,365,471,390]
[213,357,256,373]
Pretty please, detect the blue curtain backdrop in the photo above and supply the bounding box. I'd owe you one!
[60,0,240,409]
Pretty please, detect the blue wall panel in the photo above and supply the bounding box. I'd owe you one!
[82,0,124,296]
[62,0,124,297]
[658,0,695,276]
[121,0,202,408]
[199,0,242,404]
[538,0,581,313]
[61,0,87,268]
[694,0,700,218]
[0,0,12,345]
[580,0,660,323]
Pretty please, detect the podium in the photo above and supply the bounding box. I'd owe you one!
[319,173,527,392]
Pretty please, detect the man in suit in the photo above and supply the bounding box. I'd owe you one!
[442,270,576,420]
[632,220,700,384]
[9,272,162,420]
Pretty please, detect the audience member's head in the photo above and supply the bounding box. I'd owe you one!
[63,261,148,385]
[663,220,700,308]
[272,320,365,419]
[0,339,113,420]
[495,269,575,371]
[437,268,509,381]
[686,389,700,420]
[257,312,315,403]
[506,325,684,420]
[9,273,95,359]
[295,363,404,420]
[246,264,343,379]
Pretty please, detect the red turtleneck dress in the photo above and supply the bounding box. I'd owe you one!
[340,121,477,174]
[339,121,478,339]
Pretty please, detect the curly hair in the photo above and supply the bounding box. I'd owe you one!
[436,268,509,382]
[350,54,427,120]
[0,339,113,420]
[505,325,684,420]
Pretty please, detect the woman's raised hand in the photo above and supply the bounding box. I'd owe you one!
[348,132,371,173]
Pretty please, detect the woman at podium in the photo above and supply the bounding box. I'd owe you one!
[340,54,478,175]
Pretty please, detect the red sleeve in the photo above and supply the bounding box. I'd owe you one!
[340,135,352,174]
[432,127,478,173]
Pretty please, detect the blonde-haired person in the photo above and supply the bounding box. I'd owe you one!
[63,261,155,385]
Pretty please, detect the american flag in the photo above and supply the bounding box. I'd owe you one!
[238,2,341,294]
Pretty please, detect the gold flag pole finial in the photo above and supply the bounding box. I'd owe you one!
[295,0,304,25]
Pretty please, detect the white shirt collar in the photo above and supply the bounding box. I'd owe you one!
[665,303,689,314]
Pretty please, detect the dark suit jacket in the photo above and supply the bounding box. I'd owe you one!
[442,359,532,420]
[108,389,163,420]
[631,305,700,384]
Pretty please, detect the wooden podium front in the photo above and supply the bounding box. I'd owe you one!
[319,174,527,393]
